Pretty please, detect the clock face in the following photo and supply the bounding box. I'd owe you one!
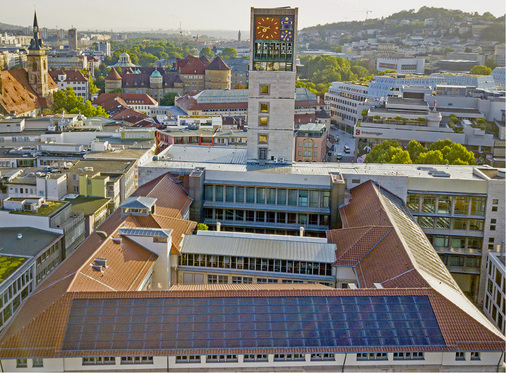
[281,16,294,30]
[280,30,293,41]
[255,16,280,40]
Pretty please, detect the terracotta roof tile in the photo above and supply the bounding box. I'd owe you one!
[105,68,122,80]
[68,236,157,292]
[206,56,231,71]
[48,70,88,82]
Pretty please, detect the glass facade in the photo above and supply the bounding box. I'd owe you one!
[179,253,332,277]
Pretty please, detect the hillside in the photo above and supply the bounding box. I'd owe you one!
[302,7,504,42]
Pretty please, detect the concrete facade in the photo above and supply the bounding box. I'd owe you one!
[247,7,298,164]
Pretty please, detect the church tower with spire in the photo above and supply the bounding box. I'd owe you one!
[27,12,49,98]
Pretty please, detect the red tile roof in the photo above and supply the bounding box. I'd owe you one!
[175,55,207,75]
[93,93,158,106]
[206,56,231,71]
[48,70,88,82]
[0,69,55,115]
[105,68,122,80]
[0,287,503,359]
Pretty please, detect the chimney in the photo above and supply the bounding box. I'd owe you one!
[216,222,221,232]
[299,227,304,237]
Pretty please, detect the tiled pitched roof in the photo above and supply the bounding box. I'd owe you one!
[0,175,197,354]
[68,235,157,292]
[48,70,88,82]
[105,68,122,80]
[0,288,503,359]
[330,180,504,341]
[199,55,211,65]
[206,56,231,70]
[0,69,55,115]
[175,55,206,75]
[93,93,158,106]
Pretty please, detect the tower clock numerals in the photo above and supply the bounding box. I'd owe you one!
[255,16,280,40]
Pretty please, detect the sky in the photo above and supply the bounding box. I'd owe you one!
[4,0,505,32]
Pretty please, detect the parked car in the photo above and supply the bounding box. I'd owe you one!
[344,145,351,154]
[336,153,343,160]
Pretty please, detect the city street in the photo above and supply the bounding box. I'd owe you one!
[327,125,356,163]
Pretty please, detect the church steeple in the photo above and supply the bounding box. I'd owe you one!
[29,11,43,50]
[27,11,49,98]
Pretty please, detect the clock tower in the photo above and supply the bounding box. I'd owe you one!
[247,7,297,164]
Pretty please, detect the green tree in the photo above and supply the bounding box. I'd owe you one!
[429,139,453,151]
[53,87,109,117]
[110,88,123,94]
[442,143,475,165]
[196,223,209,231]
[470,65,492,75]
[160,92,178,106]
[406,140,427,162]
[390,148,412,164]
[364,140,400,163]
[417,150,447,164]
[199,47,214,59]
[219,47,237,59]
[485,58,498,70]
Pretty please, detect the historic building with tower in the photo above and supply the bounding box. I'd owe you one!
[105,54,231,99]
[246,7,298,164]
[0,12,56,116]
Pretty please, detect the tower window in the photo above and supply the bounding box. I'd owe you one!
[260,85,270,95]
[258,134,268,144]
[259,116,268,126]
[260,103,269,112]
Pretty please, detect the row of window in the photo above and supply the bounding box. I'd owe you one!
[179,253,332,276]
[427,235,482,251]
[417,216,484,231]
[204,208,329,227]
[81,356,153,365]
[14,351,483,368]
[204,185,330,208]
[407,194,486,216]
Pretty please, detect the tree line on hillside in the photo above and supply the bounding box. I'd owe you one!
[364,139,475,165]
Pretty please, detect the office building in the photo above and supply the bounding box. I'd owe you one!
[0,179,503,371]
[68,28,77,51]
[376,57,425,74]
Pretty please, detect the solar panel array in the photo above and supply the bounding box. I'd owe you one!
[62,296,445,352]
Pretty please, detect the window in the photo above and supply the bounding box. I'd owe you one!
[244,354,268,362]
[120,356,153,365]
[258,134,268,144]
[259,147,267,160]
[393,352,424,360]
[311,353,334,361]
[236,186,244,203]
[455,352,465,361]
[83,357,115,365]
[259,116,268,126]
[176,355,201,363]
[207,354,238,363]
[16,359,27,368]
[207,274,217,284]
[32,358,43,367]
[470,352,480,361]
[357,352,388,361]
[260,85,270,95]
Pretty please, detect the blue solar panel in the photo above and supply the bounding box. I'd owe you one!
[62,296,446,352]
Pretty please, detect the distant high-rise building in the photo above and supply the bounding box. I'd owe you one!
[247,7,298,164]
[98,41,111,57]
[68,28,77,50]
[238,30,241,42]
